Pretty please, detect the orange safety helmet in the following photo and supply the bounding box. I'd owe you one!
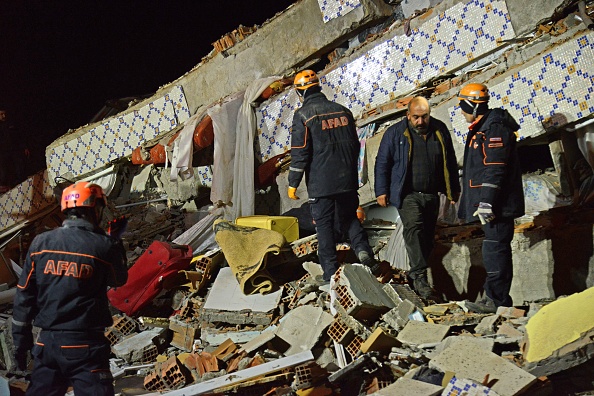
[61,181,107,212]
[294,70,319,90]
[458,83,490,103]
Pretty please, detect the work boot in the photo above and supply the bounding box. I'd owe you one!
[358,251,382,276]
[464,296,497,314]
[412,276,436,300]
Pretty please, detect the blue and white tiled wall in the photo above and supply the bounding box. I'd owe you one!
[46,85,191,182]
[449,31,594,143]
[0,170,55,231]
[317,0,362,23]
[256,0,515,162]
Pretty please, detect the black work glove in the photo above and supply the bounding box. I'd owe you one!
[108,216,128,239]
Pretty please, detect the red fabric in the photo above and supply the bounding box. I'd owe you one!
[108,241,193,316]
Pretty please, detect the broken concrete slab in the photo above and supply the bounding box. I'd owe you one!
[112,328,167,364]
[275,305,333,356]
[430,335,495,359]
[201,267,282,325]
[430,342,537,396]
[474,314,503,336]
[382,299,416,331]
[523,286,594,377]
[333,264,395,322]
[372,377,443,395]
[396,320,450,346]
[200,326,263,347]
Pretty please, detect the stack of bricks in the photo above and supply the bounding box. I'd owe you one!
[105,315,137,346]
[161,355,191,390]
[345,336,364,360]
[292,362,328,390]
[144,369,168,392]
[212,25,257,54]
[327,318,356,347]
[291,234,318,257]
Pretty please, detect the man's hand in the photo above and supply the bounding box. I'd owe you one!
[376,194,389,207]
[473,202,495,224]
[451,191,460,204]
[288,187,299,200]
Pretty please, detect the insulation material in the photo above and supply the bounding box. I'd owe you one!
[233,77,281,219]
[169,112,202,182]
[208,93,244,221]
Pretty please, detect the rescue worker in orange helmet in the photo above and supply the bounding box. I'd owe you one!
[457,82,524,314]
[12,181,128,395]
[288,70,380,285]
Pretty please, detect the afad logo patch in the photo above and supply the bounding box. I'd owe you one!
[64,193,80,201]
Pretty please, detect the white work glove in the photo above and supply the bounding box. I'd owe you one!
[473,202,495,225]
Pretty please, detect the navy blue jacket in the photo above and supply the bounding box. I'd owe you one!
[458,108,525,222]
[288,92,360,198]
[374,117,460,209]
[12,218,127,358]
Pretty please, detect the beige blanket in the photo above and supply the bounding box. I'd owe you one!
[213,219,285,295]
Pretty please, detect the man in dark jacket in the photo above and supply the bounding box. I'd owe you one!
[375,96,460,299]
[287,70,379,283]
[12,181,128,395]
[457,83,524,313]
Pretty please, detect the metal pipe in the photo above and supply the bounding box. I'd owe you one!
[114,197,168,209]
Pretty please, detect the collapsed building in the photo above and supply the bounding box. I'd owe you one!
[0,0,593,394]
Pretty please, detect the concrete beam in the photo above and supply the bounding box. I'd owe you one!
[159,0,394,116]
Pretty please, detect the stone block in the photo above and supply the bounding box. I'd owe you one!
[430,342,537,396]
[275,305,333,356]
[374,377,443,395]
[396,320,450,346]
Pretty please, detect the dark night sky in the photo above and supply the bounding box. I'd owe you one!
[0,1,295,173]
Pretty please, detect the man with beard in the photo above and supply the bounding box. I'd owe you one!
[375,96,460,299]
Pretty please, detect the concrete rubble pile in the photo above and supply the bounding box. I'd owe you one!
[1,207,593,395]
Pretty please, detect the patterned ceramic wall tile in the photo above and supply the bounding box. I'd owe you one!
[47,85,191,182]
[256,0,514,161]
[450,32,594,143]
[196,166,213,187]
[0,170,55,232]
[317,0,362,23]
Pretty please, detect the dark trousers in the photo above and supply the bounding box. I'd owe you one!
[26,330,114,396]
[482,218,515,307]
[398,192,439,279]
[309,190,372,281]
